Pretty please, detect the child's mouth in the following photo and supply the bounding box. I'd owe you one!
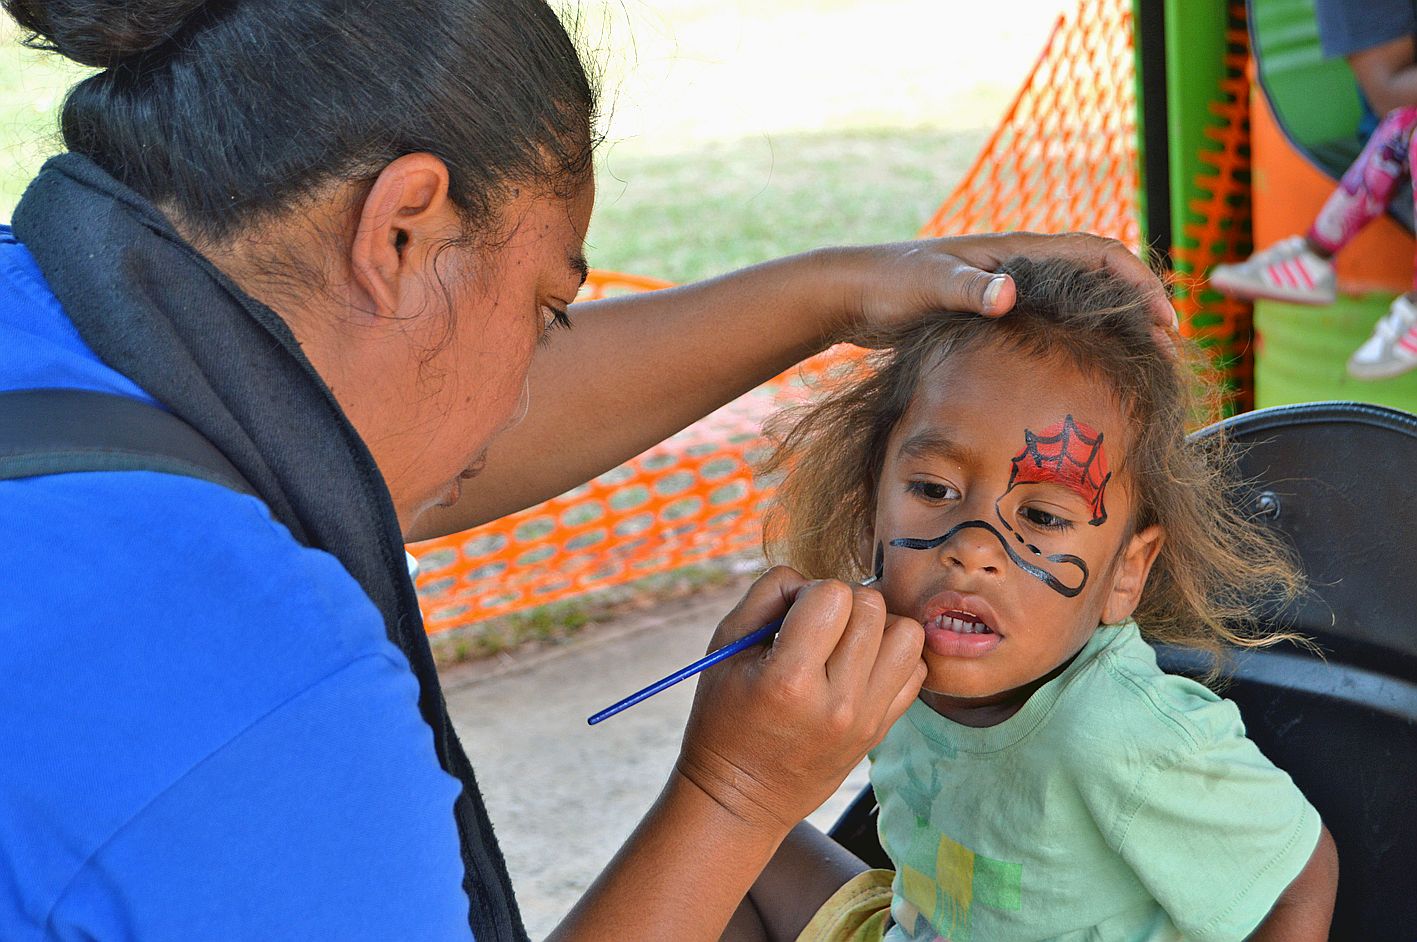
[920,596,1003,658]
[929,610,995,635]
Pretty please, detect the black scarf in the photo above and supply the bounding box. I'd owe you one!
[14,153,526,942]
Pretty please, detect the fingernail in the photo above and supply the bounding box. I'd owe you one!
[1171,306,1180,329]
[984,275,1006,310]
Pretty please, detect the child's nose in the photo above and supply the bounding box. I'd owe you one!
[939,524,1005,577]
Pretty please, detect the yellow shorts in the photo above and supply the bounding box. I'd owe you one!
[795,868,895,942]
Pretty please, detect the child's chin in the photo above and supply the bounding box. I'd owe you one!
[920,663,1005,701]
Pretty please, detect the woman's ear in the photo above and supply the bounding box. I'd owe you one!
[348,153,456,317]
[1102,524,1164,624]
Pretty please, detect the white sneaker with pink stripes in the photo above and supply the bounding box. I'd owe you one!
[1348,294,1417,380]
[1209,236,1336,304]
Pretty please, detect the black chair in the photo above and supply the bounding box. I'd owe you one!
[829,401,1417,941]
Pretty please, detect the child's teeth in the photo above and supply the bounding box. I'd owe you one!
[935,614,991,634]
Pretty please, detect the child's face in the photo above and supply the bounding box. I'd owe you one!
[869,340,1162,722]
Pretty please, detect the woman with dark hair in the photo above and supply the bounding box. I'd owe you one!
[0,1,1173,939]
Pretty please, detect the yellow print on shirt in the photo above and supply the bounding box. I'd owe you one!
[895,831,1022,941]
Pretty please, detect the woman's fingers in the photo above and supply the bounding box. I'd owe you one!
[819,585,889,687]
[937,230,1178,334]
[704,564,808,651]
[770,579,862,675]
[1097,236,1179,334]
[848,232,1176,354]
[678,570,926,832]
[871,616,927,735]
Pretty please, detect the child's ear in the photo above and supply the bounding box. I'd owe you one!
[1102,524,1165,624]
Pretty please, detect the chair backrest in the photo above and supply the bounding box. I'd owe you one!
[1156,400,1417,940]
[830,401,1417,939]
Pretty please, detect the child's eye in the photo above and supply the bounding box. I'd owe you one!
[1020,506,1073,531]
[905,480,960,502]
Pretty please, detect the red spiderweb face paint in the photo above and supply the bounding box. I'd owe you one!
[1007,415,1112,526]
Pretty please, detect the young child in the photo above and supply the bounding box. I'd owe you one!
[744,257,1338,941]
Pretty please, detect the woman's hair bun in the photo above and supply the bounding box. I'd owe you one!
[4,0,210,68]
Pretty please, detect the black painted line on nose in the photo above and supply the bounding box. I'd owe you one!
[889,519,1087,598]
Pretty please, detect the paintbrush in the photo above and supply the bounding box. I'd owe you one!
[587,575,878,725]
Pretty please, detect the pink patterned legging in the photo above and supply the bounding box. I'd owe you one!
[1308,105,1417,289]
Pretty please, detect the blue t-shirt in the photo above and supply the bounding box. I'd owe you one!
[1315,0,1415,59]
[0,229,473,940]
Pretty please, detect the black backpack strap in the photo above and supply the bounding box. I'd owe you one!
[0,388,258,497]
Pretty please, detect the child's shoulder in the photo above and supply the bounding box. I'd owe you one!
[1055,622,1246,761]
[1049,624,1282,839]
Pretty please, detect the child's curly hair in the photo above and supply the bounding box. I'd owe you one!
[760,256,1304,668]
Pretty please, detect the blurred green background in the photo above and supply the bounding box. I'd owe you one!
[0,0,1067,282]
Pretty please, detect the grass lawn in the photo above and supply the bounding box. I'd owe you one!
[0,31,88,219]
[1,0,1065,265]
[589,125,989,281]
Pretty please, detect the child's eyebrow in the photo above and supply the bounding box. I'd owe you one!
[897,431,982,467]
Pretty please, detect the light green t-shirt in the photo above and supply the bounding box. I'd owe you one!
[870,622,1319,942]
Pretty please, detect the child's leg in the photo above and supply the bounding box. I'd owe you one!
[1309,106,1417,255]
[1210,108,1417,303]
[1410,133,1417,302]
[1347,118,1417,380]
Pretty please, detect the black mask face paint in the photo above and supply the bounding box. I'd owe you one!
[890,519,1088,598]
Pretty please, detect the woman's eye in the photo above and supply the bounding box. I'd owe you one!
[1021,506,1072,531]
[906,480,960,502]
[538,304,573,344]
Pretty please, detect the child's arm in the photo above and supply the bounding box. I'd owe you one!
[1247,824,1339,941]
[1348,36,1417,116]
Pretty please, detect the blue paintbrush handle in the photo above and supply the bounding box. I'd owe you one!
[586,576,877,726]
[586,619,782,725]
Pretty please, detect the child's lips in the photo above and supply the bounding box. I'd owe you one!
[919,592,1004,658]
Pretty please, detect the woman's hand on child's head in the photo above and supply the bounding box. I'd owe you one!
[676,566,926,835]
[839,232,1177,353]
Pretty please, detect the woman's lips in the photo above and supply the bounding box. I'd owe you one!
[436,477,463,509]
[459,453,487,480]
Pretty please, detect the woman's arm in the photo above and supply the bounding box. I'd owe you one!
[548,568,926,941]
[408,233,1169,541]
[1247,824,1339,941]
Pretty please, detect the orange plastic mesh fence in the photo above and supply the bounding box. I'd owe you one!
[409,0,1145,632]
[918,0,1139,248]
[1169,0,1255,412]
